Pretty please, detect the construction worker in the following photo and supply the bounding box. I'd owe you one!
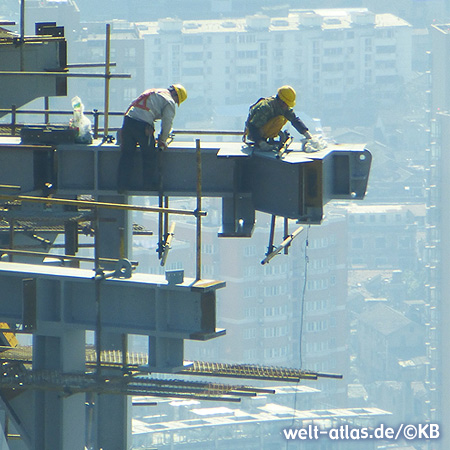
[117,84,187,192]
[244,85,312,150]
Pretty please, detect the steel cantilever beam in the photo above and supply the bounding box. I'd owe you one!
[0,139,371,237]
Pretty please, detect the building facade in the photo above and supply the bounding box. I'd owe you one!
[133,200,350,406]
[137,8,413,127]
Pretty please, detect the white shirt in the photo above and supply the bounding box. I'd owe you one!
[126,88,176,142]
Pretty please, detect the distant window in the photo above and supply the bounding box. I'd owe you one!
[236,66,257,75]
[244,307,257,318]
[375,257,388,267]
[260,42,267,56]
[237,50,258,59]
[324,47,342,56]
[313,41,320,54]
[274,33,284,43]
[244,286,257,298]
[243,328,257,339]
[202,244,216,254]
[273,49,284,58]
[376,45,396,54]
[352,238,363,249]
[399,237,412,249]
[244,245,256,257]
[375,237,386,249]
[182,67,203,76]
[185,52,203,61]
[238,81,257,90]
[184,35,202,45]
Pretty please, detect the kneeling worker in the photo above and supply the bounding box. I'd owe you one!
[244,85,312,150]
[117,84,187,192]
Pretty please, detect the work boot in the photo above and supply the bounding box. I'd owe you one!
[257,141,273,151]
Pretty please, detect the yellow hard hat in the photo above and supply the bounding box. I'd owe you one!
[277,85,296,108]
[171,84,187,105]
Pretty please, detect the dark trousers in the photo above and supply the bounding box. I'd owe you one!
[117,116,157,190]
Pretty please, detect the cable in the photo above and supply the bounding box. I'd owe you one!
[299,225,310,369]
[286,225,310,449]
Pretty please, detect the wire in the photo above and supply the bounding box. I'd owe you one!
[286,225,310,449]
[299,225,310,370]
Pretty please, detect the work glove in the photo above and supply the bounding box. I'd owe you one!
[303,135,326,153]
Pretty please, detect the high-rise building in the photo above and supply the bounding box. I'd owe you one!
[20,7,414,129]
[136,8,413,126]
[133,201,350,406]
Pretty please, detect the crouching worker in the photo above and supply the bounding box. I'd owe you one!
[117,84,187,192]
[243,85,312,150]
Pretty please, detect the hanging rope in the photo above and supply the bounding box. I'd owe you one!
[286,225,310,450]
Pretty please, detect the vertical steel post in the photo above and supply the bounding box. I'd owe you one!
[44,97,49,125]
[284,217,289,255]
[119,226,125,260]
[93,207,102,377]
[158,196,163,260]
[20,0,25,71]
[64,220,79,267]
[93,109,99,139]
[11,105,16,136]
[196,139,202,281]
[164,196,169,242]
[8,220,14,262]
[122,333,128,373]
[103,24,111,137]
[267,215,276,256]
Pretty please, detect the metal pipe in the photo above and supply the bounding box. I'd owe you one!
[0,248,138,266]
[119,227,125,260]
[266,215,276,256]
[261,225,304,265]
[173,130,243,136]
[44,97,50,125]
[158,195,163,260]
[0,71,130,78]
[104,24,111,137]
[19,0,25,71]
[67,63,117,69]
[0,108,123,116]
[93,207,102,378]
[92,109,100,139]
[164,197,169,241]
[284,217,289,255]
[160,222,175,267]
[0,194,207,217]
[20,0,25,41]
[11,105,16,136]
[195,139,202,281]
[0,185,20,191]
[9,36,65,43]
[157,149,164,259]
[93,208,100,273]
[121,334,128,373]
[8,220,14,262]
[0,107,123,119]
